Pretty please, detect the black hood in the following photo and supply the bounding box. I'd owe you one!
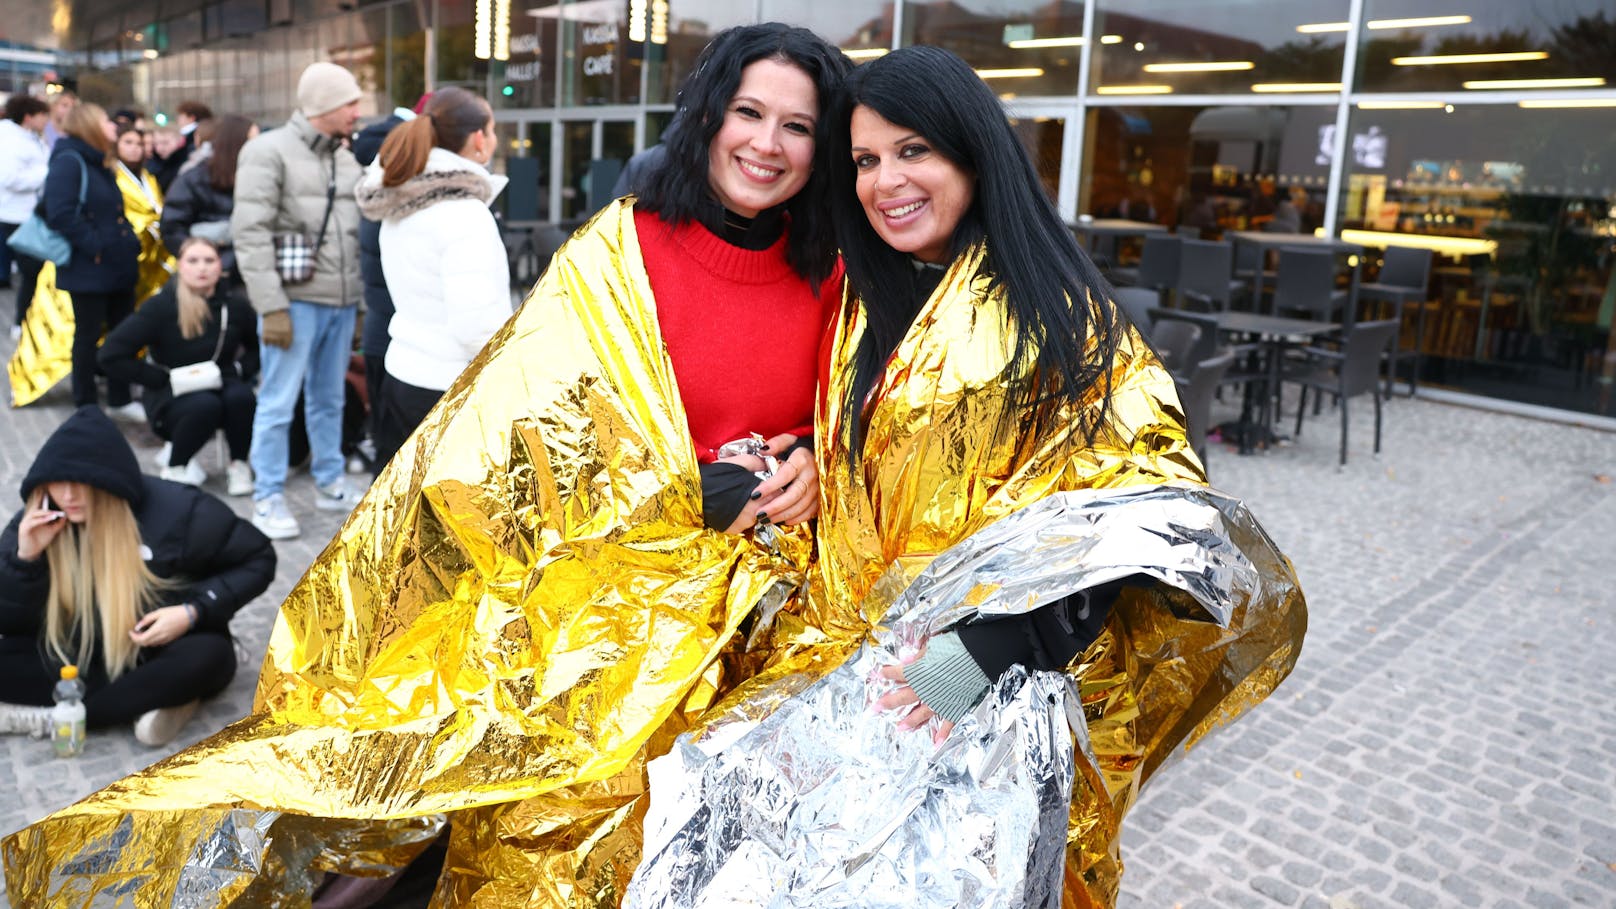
[20,406,145,507]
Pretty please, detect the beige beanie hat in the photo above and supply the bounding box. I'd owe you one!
[297,62,362,117]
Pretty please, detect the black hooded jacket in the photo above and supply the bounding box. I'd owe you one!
[0,407,276,637]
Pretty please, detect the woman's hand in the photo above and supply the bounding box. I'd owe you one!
[130,605,193,648]
[877,648,955,745]
[718,434,819,533]
[16,501,68,562]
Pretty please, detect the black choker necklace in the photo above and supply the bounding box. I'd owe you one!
[701,200,785,251]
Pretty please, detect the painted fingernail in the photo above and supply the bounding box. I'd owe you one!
[749,490,762,500]
[756,512,768,522]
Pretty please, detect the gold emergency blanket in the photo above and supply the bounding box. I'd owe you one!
[1,199,813,906]
[6,168,172,407]
[628,245,1307,908]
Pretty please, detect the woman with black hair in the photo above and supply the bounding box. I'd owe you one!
[624,47,1307,908]
[112,122,174,311]
[0,24,854,907]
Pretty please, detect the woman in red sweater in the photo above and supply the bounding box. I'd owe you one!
[629,24,850,533]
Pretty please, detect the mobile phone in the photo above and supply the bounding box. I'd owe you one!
[40,492,64,522]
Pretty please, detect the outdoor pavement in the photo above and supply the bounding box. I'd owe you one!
[3,282,1614,907]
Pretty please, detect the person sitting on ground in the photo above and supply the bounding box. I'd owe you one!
[0,407,276,747]
[99,238,259,495]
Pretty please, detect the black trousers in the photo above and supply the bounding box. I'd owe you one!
[0,632,236,728]
[156,379,256,465]
[374,373,442,470]
[363,353,385,440]
[70,289,135,407]
[13,252,42,325]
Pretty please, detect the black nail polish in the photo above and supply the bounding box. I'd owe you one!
[756,511,769,523]
[749,490,762,500]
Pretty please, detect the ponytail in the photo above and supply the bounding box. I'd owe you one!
[377,86,492,187]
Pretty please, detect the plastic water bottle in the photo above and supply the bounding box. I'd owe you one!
[51,665,87,758]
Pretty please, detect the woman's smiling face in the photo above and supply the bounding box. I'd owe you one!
[706,57,819,218]
[849,105,974,264]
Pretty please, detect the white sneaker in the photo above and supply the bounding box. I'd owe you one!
[0,702,53,737]
[153,441,173,468]
[314,479,363,512]
[159,461,207,487]
[252,494,300,539]
[8,324,19,341]
[226,460,253,497]
[108,401,147,423]
[133,700,199,747]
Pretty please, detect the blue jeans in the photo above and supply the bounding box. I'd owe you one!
[251,302,356,500]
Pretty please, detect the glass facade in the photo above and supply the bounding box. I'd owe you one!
[21,0,1616,420]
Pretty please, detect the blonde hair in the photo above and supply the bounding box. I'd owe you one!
[61,102,114,165]
[35,486,164,678]
[175,237,221,339]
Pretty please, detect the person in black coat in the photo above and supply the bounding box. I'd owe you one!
[0,407,275,746]
[99,238,259,495]
[159,115,257,283]
[352,107,412,450]
[41,103,142,410]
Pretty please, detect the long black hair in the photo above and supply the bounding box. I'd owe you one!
[636,23,850,285]
[829,46,1122,460]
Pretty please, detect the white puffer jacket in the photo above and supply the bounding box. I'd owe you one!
[0,119,49,224]
[355,147,511,391]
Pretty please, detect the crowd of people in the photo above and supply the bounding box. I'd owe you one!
[1,32,1305,908]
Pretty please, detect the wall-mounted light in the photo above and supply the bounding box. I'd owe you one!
[1143,61,1255,73]
[1298,15,1472,33]
[1008,36,1083,49]
[1517,98,1616,109]
[1392,51,1548,66]
[629,0,646,42]
[1356,100,1447,109]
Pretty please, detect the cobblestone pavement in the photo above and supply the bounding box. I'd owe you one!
[4,284,1614,907]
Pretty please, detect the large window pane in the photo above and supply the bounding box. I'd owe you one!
[902,0,1083,97]
[644,0,755,104]
[386,1,429,110]
[1354,1,1616,93]
[1092,0,1349,98]
[1336,104,1616,415]
[763,0,892,60]
[560,0,642,105]
[1081,104,1334,233]
[437,0,489,92]
[501,0,560,108]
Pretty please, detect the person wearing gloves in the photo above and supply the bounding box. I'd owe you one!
[355,86,510,469]
[98,237,259,493]
[0,407,276,747]
[232,61,366,540]
[1,94,51,334]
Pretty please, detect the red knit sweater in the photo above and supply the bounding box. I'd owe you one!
[635,210,836,463]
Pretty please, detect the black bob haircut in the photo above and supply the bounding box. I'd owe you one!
[636,23,850,286]
[828,45,1123,460]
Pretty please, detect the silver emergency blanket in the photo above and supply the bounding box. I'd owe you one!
[626,484,1267,908]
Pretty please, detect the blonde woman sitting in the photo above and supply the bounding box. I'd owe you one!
[0,407,276,747]
[99,237,259,494]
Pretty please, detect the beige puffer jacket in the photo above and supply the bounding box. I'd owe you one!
[231,110,363,314]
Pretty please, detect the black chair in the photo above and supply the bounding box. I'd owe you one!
[1111,234,1182,293]
[1149,320,1202,382]
[1174,224,1203,240]
[1177,240,1245,312]
[1269,248,1347,322]
[1174,349,1237,471]
[1113,286,1160,334]
[1282,319,1400,466]
[1357,245,1433,397]
[1147,307,1220,368]
[1232,239,1275,304]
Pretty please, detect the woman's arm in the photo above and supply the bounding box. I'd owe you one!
[233,297,261,380]
[98,295,175,389]
[0,511,53,635]
[173,491,277,632]
[158,169,198,257]
[41,154,99,256]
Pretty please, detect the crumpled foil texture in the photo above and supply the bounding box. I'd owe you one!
[2,199,810,906]
[626,485,1275,908]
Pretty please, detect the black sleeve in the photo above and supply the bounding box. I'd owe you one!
[956,577,1133,678]
[98,294,175,390]
[42,155,98,257]
[699,462,764,532]
[174,491,277,632]
[0,511,50,636]
[158,170,198,257]
[233,297,260,381]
